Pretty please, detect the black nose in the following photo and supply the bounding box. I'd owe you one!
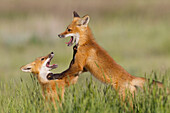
[58,34,64,38]
[58,34,61,38]
[51,52,54,54]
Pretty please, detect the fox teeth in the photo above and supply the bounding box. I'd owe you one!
[73,37,76,43]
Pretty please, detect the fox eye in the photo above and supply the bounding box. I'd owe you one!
[41,58,44,61]
[26,68,31,70]
[68,28,72,32]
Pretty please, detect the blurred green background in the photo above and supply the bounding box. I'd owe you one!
[0,0,170,83]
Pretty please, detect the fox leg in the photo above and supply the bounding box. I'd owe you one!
[47,45,87,80]
[48,59,85,80]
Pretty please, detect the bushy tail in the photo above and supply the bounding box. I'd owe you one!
[152,80,170,95]
[131,77,169,95]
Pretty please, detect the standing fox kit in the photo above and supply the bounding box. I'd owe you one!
[47,11,164,98]
[20,52,79,107]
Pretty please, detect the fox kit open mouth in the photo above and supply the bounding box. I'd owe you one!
[58,32,79,47]
[46,53,58,69]
[20,52,58,73]
[65,36,75,46]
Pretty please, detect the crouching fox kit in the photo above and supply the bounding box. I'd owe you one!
[20,52,79,108]
[47,11,166,98]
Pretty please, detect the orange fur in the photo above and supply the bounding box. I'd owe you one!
[20,52,78,108]
[48,12,165,99]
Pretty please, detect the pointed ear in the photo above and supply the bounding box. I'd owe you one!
[73,11,80,18]
[79,15,90,26]
[20,64,32,73]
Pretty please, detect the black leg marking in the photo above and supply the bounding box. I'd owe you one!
[47,45,79,80]
[70,45,78,66]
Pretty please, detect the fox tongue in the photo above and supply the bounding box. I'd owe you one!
[65,37,73,46]
[51,64,58,68]
[47,63,58,68]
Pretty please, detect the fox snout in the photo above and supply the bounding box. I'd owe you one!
[48,52,54,58]
[58,34,65,38]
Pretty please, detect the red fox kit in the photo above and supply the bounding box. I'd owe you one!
[47,12,164,98]
[20,52,79,107]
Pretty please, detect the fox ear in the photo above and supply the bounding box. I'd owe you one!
[20,64,32,72]
[79,15,90,26]
[73,11,80,18]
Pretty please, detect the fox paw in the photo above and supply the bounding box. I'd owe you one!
[47,73,54,80]
[47,73,63,80]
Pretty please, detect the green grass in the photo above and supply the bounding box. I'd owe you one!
[0,72,169,113]
[0,17,170,112]
[0,0,170,112]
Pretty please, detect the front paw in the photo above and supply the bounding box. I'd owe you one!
[47,73,63,80]
[47,73,54,80]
